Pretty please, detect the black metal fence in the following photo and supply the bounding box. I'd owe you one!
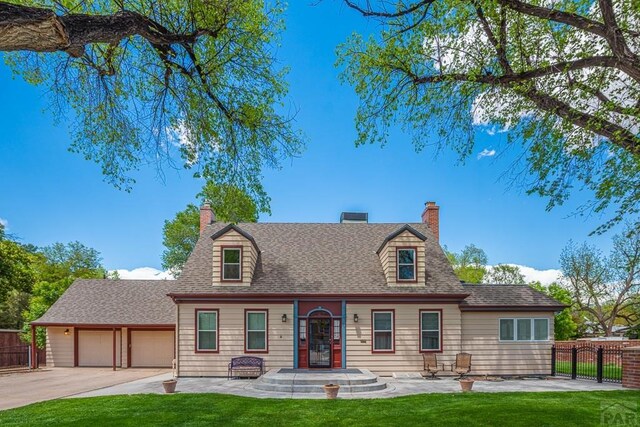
[552,344,622,383]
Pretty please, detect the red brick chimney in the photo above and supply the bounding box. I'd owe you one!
[421,201,439,242]
[200,203,215,234]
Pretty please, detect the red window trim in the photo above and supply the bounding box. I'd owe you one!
[419,309,443,353]
[244,309,269,354]
[195,309,219,353]
[221,246,243,283]
[371,309,395,353]
[396,247,418,283]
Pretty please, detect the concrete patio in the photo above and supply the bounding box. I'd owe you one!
[71,371,623,400]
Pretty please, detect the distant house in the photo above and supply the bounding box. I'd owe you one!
[32,202,564,376]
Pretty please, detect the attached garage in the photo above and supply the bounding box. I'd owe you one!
[32,280,177,369]
[129,329,175,367]
[77,329,122,367]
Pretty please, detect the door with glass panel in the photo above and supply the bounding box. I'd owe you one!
[308,318,331,368]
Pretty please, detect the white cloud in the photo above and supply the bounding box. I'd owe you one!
[0,218,7,229]
[477,148,496,159]
[110,267,174,280]
[487,264,561,286]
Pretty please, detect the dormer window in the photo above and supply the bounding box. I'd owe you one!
[397,248,416,281]
[222,247,242,281]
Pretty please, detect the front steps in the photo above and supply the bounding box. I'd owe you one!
[252,368,387,393]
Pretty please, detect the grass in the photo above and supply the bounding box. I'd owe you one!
[556,361,622,380]
[1,391,639,426]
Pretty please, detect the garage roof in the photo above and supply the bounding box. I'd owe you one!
[32,279,176,326]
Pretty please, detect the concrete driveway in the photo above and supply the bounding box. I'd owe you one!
[0,367,170,411]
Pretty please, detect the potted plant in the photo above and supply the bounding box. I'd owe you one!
[323,383,340,399]
[163,378,178,394]
[459,378,474,392]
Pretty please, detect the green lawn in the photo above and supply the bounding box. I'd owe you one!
[1,391,639,426]
[556,361,622,380]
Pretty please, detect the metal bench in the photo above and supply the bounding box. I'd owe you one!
[227,356,264,379]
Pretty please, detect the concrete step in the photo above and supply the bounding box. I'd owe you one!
[252,381,387,394]
[251,368,387,393]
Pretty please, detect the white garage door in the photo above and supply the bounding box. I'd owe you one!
[78,330,121,367]
[130,330,174,367]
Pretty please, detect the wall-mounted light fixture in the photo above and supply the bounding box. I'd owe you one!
[281,314,287,323]
[353,314,359,323]
[64,328,70,336]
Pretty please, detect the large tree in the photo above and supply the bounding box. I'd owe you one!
[483,264,526,284]
[531,281,578,340]
[445,243,488,283]
[339,0,640,233]
[22,241,105,347]
[0,1,302,202]
[559,225,640,336]
[162,181,262,277]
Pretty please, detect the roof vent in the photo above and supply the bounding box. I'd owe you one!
[340,212,368,223]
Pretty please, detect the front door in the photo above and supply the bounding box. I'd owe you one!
[308,318,331,368]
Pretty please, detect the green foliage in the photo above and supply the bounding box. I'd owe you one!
[0,238,37,304]
[1,391,638,426]
[483,264,526,284]
[531,281,578,340]
[21,242,105,347]
[337,0,640,234]
[4,1,303,204]
[162,181,262,277]
[0,289,31,330]
[445,244,487,283]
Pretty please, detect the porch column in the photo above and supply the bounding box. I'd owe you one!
[293,300,299,369]
[112,328,116,371]
[341,300,346,368]
[30,324,37,369]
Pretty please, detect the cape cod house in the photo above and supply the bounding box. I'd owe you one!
[31,202,564,376]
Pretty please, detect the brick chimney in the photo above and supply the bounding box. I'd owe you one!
[200,202,215,234]
[421,201,439,242]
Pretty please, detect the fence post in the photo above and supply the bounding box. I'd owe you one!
[597,346,604,383]
[551,345,556,376]
[571,346,577,379]
[28,345,32,370]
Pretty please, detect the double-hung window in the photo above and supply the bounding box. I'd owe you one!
[499,318,549,341]
[397,248,416,281]
[196,310,218,352]
[420,311,441,351]
[246,310,268,352]
[222,247,242,281]
[372,311,394,352]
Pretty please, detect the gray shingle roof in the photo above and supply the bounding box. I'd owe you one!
[460,284,566,310]
[33,279,176,325]
[173,222,466,295]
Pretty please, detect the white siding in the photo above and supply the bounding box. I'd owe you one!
[461,311,554,375]
[346,304,462,376]
[178,303,294,377]
[46,327,74,367]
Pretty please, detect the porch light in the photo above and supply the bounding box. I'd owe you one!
[64,329,70,336]
[282,314,287,323]
[353,314,359,323]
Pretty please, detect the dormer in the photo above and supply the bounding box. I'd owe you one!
[376,225,427,286]
[210,224,259,286]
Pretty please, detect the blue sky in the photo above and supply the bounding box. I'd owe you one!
[0,1,620,274]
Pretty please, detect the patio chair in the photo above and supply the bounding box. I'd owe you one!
[450,352,472,379]
[422,353,441,380]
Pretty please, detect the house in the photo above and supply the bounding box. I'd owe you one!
[32,201,565,376]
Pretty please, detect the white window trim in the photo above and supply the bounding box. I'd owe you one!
[222,247,242,281]
[396,248,417,281]
[498,317,550,342]
[420,310,442,351]
[372,311,394,352]
[246,310,267,351]
[196,310,218,351]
